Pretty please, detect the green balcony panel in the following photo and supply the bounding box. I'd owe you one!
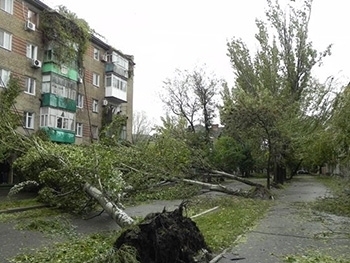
[41,93,76,112]
[42,62,79,81]
[41,127,75,144]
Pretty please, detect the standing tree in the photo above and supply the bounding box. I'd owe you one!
[0,75,30,183]
[221,0,332,187]
[161,67,222,174]
[161,66,221,140]
[132,111,153,144]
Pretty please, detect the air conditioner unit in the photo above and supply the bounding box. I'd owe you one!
[78,77,83,84]
[102,99,108,106]
[25,21,36,31]
[101,54,108,62]
[31,59,42,69]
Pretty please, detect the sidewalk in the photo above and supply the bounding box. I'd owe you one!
[217,176,350,262]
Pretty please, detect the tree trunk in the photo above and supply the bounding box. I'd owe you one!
[182,179,246,196]
[211,170,263,187]
[83,182,134,227]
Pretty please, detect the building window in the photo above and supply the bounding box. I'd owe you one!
[0,0,13,14]
[111,52,129,70]
[24,112,34,129]
[26,44,38,60]
[40,107,75,132]
[77,93,84,108]
[105,74,127,91]
[25,77,36,95]
[92,73,100,87]
[93,48,100,60]
[43,74,77,100]
[27,9,37,25]
[92,99,98,113]
[76,122,83,137]
[91,125,98,139]
[0,68,10,87]
[0,29,12,50]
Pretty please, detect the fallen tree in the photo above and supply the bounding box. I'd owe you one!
[83,182,134,227]
[211,170,264,187]
[114,201,212,263]
[184,170,273,199]
[183,179,246,196]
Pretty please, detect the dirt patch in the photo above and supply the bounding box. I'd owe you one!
[114,202,212,263]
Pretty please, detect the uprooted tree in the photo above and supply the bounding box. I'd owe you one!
[4,0,345,261]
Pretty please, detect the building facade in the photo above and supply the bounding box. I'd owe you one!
[0,0,134,148]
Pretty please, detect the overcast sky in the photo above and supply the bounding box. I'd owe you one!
[41,0,350,125]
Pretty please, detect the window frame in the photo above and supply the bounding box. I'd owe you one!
[25,77,36,95]
[0,0,13,14]
[93,48,100,60]
[105,74,127,91]
[76,122,83,137]
[27,9,38,25]
[77,93,84,108]
[0,29,12,50]
[0,68,10,87]
[92,99,98,113]
[26,43,38,60]
[24,112,35,129]
[40,107,75,132]
[92,73,100,87]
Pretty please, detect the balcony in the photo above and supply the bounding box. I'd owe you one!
[41,127,75,144]
[41,93,76,112]
[42,62,79,81]
[105,86,127,103]
[105,63,128,78]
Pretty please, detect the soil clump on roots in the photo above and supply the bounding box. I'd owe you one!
[114,202,212,263]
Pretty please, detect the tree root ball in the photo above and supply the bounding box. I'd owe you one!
[114,202,212,263]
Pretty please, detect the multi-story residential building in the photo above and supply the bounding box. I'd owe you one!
[0,0,134,183]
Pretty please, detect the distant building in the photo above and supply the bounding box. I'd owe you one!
[0,0,135,145]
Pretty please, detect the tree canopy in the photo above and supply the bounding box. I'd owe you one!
[220,0,335,186]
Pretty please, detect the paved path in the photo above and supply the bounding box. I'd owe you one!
[217,176,350,263]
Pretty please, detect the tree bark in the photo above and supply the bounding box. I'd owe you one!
[83,182,134,227]
[211,170,264,187]
[183,179,246,196]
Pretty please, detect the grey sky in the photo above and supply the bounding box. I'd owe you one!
[41,0,350,124]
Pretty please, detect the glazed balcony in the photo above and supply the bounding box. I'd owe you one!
[41,93,76,112]
[105,63,128,78]
[105,74,127,103]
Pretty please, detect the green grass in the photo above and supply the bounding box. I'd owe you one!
[128,182,201,203]
[190,196,271,252]
[312,176,350,217]
[0,207,60,223]
[0,207,75,238]
[10,232,118,263]
[16,216,76,238]
[0,198,41,210]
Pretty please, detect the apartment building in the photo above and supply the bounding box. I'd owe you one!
[0,0,134,147]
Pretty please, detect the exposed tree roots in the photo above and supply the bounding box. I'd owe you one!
[114,202,212,263]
